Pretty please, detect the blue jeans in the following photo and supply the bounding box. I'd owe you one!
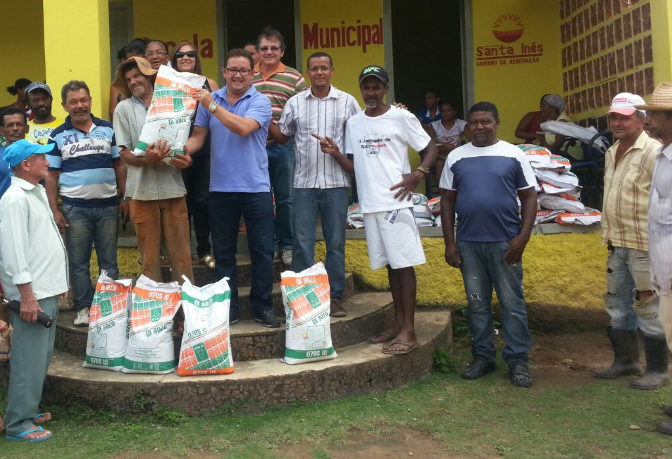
[267,140,295,250]
[62,204,119,311]
[457,240,532,364]
[209,192,275,319]
[292,187,349,299]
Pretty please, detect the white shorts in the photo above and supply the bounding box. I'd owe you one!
[363,208,426,270]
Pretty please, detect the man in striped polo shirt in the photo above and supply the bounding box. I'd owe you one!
[270,52,361,317]
[596,93,668,389]
[45,81,129,327]
[252,28,307,266]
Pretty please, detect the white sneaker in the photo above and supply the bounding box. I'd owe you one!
[74,307,90,327]
[281,249,293,266]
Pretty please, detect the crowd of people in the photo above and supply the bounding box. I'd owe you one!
[0,26,671,442]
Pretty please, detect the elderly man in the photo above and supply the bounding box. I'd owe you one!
[113,57,193,283]
[269,51,360,317]
[595,93,667,389]
[145,40,170,70]
[252,28,307,266]
[637,83,672,435]
[25,83,62,145]
[0,139,68,442]
[319,65,437,353]
[187,48,278,328]
[440,102,538,388]
[0,108,29,196]
[45,80,128,327]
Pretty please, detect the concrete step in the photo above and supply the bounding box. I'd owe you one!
[160,254,284,287]
[37,310,451,415]
[55,273,357,359]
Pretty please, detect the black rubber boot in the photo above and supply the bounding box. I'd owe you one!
[630,335,670,390]
[594,327,643,379]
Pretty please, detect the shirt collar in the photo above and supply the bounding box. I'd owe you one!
[306,85,338,100]
[11,176,37,190]
[214,85,257,106]
[131,96,149,109]
[254,61,287,80]
[661,143,672,161]
[63,114,101,133]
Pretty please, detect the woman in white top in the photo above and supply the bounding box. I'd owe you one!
[427,101,468,180]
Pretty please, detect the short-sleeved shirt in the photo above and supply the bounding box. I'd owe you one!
[417,108,441,125]
[648,143,672,295]
[27,118,64,145]
[431,119,467,146]
[252,62,307,145]
[113,96,186,201]
[279,86,361,189]
[439,140,537,242]
[48,116,120,208]
[344,106,431,213]
[195,85,272,193]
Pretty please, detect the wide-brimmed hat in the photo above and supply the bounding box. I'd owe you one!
[113,57,158,98]
[635,82,672,111]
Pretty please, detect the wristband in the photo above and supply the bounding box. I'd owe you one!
[415,166,431,176]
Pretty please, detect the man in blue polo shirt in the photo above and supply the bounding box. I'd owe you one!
[45,80,128,327]
[186,48,278,328]
[440,101,538,388]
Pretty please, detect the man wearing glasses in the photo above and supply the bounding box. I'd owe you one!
[268,52,360,317]
[252,28,307,267]
[187,48,279,328]
[145,40,170,70]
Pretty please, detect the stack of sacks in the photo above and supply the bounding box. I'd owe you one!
[427,197,441,227]
[517,144,600,225]
[412,194,434,227]
[346,203,364,229]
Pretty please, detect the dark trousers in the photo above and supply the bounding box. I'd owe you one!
[182,154,211,258]
[209,192,275,319]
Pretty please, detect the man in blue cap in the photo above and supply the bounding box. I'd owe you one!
[0,139,68,442]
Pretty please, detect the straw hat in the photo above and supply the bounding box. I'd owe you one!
[634,82,672,111]
[113,57,158,99]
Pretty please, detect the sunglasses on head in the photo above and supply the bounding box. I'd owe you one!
[175,50,197,59]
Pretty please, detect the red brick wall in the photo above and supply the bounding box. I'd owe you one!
[560,0,653,128]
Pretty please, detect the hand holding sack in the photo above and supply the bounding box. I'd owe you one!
[178,276,234,376]
[84,272,132,372]
[133,65,206,164]
[281,263,337,365]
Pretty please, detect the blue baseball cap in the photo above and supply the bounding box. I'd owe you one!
[3,139,53,168]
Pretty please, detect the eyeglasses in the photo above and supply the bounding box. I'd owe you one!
[259,46,281,52]
[308,66,332,73]
[146,51,168,58]
[175,51,197,59]
[226,68,252,76]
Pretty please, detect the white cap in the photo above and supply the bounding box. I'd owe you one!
[608,92,646,116]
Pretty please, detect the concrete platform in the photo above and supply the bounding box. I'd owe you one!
[40,309,451,415]
[56,288,386,362]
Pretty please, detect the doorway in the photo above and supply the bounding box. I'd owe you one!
[390,0,464,119]
[223,0,297,68]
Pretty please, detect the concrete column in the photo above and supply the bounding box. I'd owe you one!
[43,0,111,119]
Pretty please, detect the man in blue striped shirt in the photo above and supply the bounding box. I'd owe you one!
[45,81,128,327]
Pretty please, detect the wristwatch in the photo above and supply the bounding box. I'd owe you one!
[208,102,218,113]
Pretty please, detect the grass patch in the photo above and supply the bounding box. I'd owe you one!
[2,337,671,459]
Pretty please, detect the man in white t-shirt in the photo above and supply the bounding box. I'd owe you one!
[318,65,437,354]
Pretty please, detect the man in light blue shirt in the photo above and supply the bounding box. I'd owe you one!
[187,48,278,328]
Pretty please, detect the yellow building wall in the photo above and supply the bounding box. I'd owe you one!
[132,0,220,84]
[0,0,46,108]
[651,0,672,87]
[299,0,385,107]
[471,1,563,143]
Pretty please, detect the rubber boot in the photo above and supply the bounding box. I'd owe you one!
[630,335,671,390]
[594,327,643,379]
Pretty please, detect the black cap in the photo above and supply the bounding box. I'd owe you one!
[358,65,389,84]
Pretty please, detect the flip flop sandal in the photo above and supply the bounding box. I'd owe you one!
[34,413,52,425]
[201,255,216,271]
[367,332,396,344]
[382,340,421,355]
[7,426,52,443]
